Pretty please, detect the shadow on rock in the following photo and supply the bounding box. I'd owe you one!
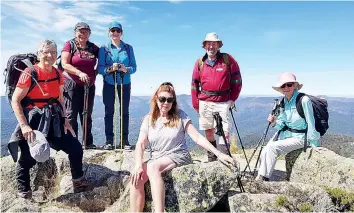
[55,163,130,212]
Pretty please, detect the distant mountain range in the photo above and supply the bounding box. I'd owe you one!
[1,95,354,157]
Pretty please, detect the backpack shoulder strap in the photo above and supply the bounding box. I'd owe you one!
[69,39,77,54]
[222,53,230,66]
[198,56,203,73]
[124,43,131,65]
[296,92,306,119]
[21,59,38,93]
[54,67,60,83]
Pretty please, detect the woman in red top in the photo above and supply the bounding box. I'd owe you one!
[10,39,89,199]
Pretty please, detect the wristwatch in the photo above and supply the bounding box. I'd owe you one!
[20,123,28,128]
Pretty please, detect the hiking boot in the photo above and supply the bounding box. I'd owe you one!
[103,141,114,150]
[17,190,32,200]
[85,144,97,149]
[103,144,113,150]
[123,140,134,151]
[73,177,89,193]
[207,140,217,162]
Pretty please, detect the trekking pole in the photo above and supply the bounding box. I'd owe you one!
[242,99,280,177]
[82,82,89,149]
[229,107,252,173]
[119,71,124,150]
[212,112,245,193]
[114,72,118,150]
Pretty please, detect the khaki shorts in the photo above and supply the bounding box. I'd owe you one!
[198,100,231,133]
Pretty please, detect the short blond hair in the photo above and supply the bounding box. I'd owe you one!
[37,39,57,56]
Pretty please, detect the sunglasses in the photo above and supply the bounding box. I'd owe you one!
[110,28,122,33]
[158,96,174,103]
[280,83,294,88]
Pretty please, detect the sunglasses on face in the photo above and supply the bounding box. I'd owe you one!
[110,28,122,33]
[280,83,294,88]
[158,96,174,103]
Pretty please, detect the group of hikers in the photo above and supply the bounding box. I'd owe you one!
[5,20,327,211]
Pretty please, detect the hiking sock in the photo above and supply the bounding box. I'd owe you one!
[207,140,217,162]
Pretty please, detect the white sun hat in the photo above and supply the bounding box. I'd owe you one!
[272,72,303,92]
[202,32,223,48]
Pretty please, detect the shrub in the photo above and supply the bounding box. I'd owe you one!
[275,195,290,208]
[324,187,354,212]
[299,203,313,212]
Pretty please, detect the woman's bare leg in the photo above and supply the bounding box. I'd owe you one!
[146,157,177,213]
[130,163,149,212]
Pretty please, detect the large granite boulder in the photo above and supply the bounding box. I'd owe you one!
[289,147,354,192]
[1,150,238,212]
[105,161,238,212]
[229,181,335,212]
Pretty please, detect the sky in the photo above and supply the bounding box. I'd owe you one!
[1,1,354,98]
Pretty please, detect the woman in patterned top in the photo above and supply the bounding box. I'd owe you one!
[130,82,235,212]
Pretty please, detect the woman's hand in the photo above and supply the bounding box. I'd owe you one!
[78,71,90,83]
[311,144,327,154]
[20,124,34,143]
[267,114,276,126]
[64,118,76,137]
[131,164,144,186]
[217,152,236,168]
[119,64,128,73]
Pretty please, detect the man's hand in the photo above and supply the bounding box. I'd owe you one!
[228,100,235,109]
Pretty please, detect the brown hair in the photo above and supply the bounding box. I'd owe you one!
[149,82,180,128]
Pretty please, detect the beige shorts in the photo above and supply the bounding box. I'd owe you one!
[198,100,231,133]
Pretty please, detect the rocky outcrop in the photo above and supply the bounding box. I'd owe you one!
[289,147,354,192]
[0,150,237,212]
[229,181,335,212]
[1,146,354,212]
[106,161,238,212]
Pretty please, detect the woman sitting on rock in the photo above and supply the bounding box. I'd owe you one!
[255,72,325,182]
[8,39,89,199]
[130,82,236,212]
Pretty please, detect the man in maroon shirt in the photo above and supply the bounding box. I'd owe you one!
[191,32,242,162]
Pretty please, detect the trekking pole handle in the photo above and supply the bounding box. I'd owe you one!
[270,99,280,116]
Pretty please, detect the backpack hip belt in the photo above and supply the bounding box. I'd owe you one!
[280,125,307,134]
[201,88,231,96]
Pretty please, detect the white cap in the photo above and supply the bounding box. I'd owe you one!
[29,130,50,162]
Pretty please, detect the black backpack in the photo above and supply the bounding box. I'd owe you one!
[281,92,329,136]
[56,39,97,71]
[4,53,60,108]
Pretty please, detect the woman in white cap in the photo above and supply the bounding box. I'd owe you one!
[255,72,323,182]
